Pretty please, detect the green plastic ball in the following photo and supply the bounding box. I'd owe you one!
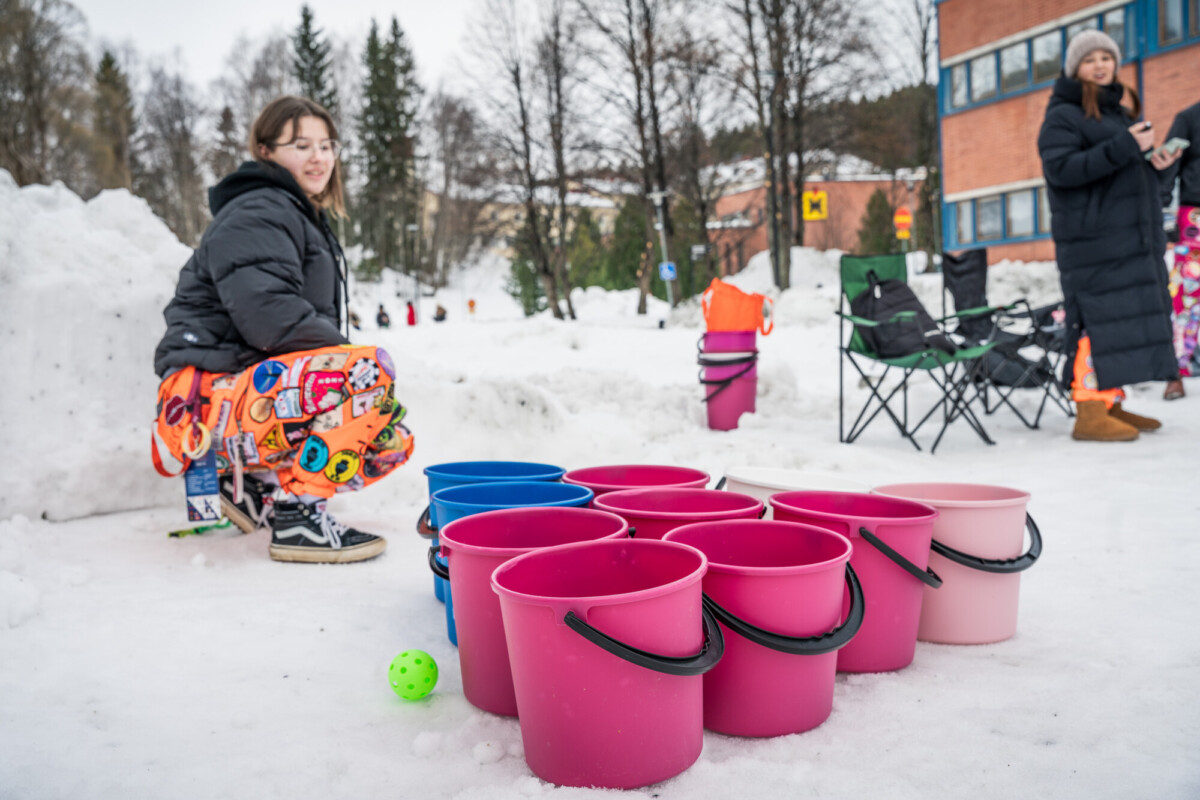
[389,649,438,700]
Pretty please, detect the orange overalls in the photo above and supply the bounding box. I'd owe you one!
[152,344,413,498]
[1071,334,1125,407]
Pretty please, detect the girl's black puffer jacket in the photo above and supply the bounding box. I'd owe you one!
[1037,78,1177,389]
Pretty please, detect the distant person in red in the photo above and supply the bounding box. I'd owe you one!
[407,301,416,326]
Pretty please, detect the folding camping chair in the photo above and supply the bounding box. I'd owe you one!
[940,249,1073,429]
[837,253,999,454]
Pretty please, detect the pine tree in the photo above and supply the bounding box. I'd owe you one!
[857,189,900,255]
[92,50,135,190]
[210,106,243,179]
[292,4,339,121]
[356,16,423,277]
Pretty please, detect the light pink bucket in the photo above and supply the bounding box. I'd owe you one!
[491,539,722,789]
[872,483,1042,644]
[770,491,940,673]
[663,520,862,737]
[593,487,764,540]
[563,464,711,498]
[434,507,629,716]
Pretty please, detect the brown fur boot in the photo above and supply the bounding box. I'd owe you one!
[1109,402,1161,431]
[1072,400,1139,441]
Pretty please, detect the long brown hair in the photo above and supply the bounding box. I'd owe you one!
[249,96,346,218]
[1081,79,1141,121]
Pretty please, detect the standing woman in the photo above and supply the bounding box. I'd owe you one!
[1037,31,1181,441]
[152,96,414,562]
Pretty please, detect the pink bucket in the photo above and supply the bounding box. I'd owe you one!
[663,520,862,737]
[699,352,757,430]
[700,330,757,353]
[593,488,764,540]
[563,464,711,498]
[770,491,940,673]
[433,507,629,716]
[872,483,1041,644]
[492,539,723,789]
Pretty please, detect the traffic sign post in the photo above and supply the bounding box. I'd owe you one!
[893,206,913,251]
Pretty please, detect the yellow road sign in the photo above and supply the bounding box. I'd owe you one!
[896,229,911,240]
[802,190,828,221]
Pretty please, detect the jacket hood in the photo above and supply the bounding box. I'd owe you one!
[1048,77,1126,113]
[208,160,321,223]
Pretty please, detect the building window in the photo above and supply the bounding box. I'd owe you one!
[1038,187,1052,233]
[1191,0,1199,36]
[950,63,968,107]
[1104,7,1128,52]
[957,200,975,245]
[1007,190,1034,238]
[970,54,997,102]
[1066,17,1099,43]
[1000,43,1029,92]
[1032,31,1062,82]
[976,196,1003,241]
[1160,0,1184,45]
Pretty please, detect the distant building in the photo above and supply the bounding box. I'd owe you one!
[708,155,926,276]
[937,0,1200,264]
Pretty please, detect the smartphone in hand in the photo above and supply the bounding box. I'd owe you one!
[1145,137,1190,160]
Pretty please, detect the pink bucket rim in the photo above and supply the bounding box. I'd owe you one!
[439,506,630,559]
[562,465,711,493]
[872,482,1030,509]
[594,488,764,520]
[769,490,938,526]
[491,538,708,611]
[664,519,853,577]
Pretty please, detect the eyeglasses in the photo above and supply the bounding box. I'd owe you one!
[273,138,342,158]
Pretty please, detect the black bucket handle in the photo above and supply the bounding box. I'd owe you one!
[714,476,727,490]
[930,512,1042,574]
[564,602,725,677]
[416,504,437,538]
[858,526,943,588]
[702,563,864,656]
[427,545,449,580]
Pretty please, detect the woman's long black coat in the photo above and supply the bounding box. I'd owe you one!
[1037,78,1177,389]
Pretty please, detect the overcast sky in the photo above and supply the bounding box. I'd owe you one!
[71,0,474,91]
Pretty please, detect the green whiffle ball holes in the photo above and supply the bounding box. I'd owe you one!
[389,650,439,700]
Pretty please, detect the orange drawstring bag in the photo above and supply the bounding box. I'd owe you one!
[700,278,774,334]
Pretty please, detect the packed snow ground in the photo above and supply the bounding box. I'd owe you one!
[2,174,1198,799]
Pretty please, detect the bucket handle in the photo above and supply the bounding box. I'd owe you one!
[930,512,1043,574]
[564,603,725,677]
[698,361,756,404]
[416,504,437,538]
[702,563,864,656]
[714,476,726,490]
[858,527,943,588]
[427,545,449,580]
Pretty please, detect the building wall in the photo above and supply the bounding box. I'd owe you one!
[1141,47,1200,130]
[941,0,1107,59]
[710,178,924,275]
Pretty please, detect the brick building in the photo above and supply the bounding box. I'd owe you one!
[937,0,1200,263]
[708,158,925,275]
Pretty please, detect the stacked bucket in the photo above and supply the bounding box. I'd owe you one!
[417,461,1042,790]
[698,278,774,431]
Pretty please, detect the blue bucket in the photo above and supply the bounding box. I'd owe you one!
[431,481,594,644]
[420,461,565,605]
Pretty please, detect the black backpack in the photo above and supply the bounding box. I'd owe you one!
[849,270,957,358]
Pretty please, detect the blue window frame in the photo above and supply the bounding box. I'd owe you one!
[945,188,1053,250]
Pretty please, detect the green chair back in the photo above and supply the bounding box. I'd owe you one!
[840,253,908,303]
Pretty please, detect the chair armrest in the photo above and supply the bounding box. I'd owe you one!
[835,310,919,327]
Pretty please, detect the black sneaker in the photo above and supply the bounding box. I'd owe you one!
[268,500,387,563]
[219,473,276,533]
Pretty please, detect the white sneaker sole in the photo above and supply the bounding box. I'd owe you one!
[269,537,387,564]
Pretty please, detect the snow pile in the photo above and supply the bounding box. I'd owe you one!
[0,171,191,520]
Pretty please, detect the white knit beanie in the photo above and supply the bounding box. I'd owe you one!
[1064,30,1122,78]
